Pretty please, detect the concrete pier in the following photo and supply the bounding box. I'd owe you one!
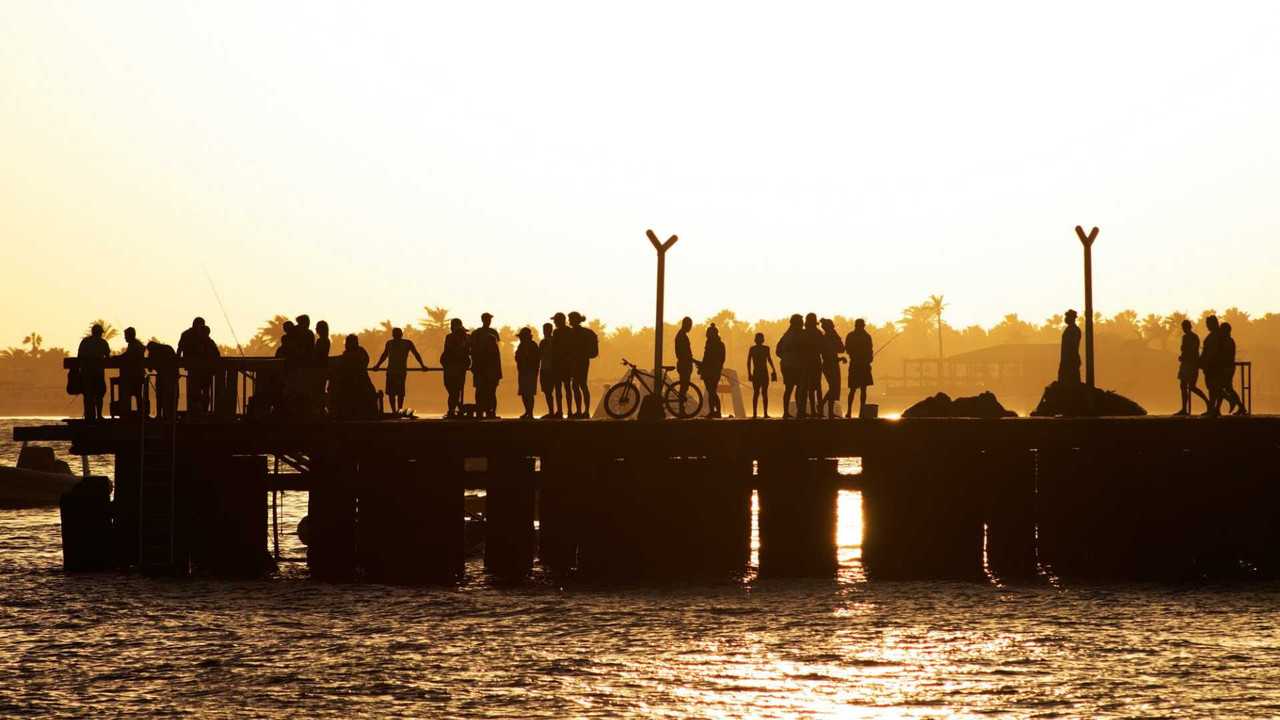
[17,415,1280,585]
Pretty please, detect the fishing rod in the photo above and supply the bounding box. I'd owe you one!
[872,331,903,359]
[202,266,246,358]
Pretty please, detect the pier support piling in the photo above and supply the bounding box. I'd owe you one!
[484,456,537,579]
[757,457,838,578]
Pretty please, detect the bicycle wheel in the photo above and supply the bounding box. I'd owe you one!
[663,381,704,419]
[603,381,643,419]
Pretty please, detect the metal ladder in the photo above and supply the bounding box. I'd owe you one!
[138,420,178,574]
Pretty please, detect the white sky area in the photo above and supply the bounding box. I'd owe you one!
[2,2,1278,349]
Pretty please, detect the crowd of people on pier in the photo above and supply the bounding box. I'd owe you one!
[71,306,1249,421]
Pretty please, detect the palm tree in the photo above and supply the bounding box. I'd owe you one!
[254,314,291,349]
[89,320,118,341]
[926,294,947,359]
[22,332,42,355]
[420,306,450,331]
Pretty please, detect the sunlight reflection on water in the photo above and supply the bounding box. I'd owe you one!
[4,420,1280,717]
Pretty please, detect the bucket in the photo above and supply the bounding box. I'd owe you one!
[860,404,879,420]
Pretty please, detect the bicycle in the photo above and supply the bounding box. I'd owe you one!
[603,359,704,419]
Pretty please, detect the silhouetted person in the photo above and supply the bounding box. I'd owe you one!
[819,318,845,418]
[1058,309,1082,385]
[674,316,695,409]
[844,318,874,418]
[146,340,178,421]
[372,327,425,415]
[314,320,332,414]
[1219,322,1245,415]
[1200,315,1225,416]
[538,322,561,418]
[77,324,110,420]
[470,316,503,419]
[276,320,295,359]
[747,332,777,418]
[515,327,541,419]
[700,323,726,418]
[777,314,803,418]
[569,311,597,418]
[333,334,378,419]
[292,315,316,362]
[119,327,148,418]
[177,317,210,415]
[440,319,471,418]
[798,313,823,418]
[199,325,221,413]
[551,312,575,417]
[1175,319,1209,416]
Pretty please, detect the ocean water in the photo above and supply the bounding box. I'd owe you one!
[3,418,1280,718]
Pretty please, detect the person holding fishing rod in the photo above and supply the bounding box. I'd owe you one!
[844,318,875,418]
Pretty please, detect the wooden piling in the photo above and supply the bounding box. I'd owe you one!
[188,454,269,576]
[757,457,838,578]
[983,450,1038,581]
[306,454,359,581]
[484,456,537,579]
[861,450,984,580]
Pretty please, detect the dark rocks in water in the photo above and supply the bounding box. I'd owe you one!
[902,391,1017,418]
[1030,381,1146,417]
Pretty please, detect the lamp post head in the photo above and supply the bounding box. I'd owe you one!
[647,229,678,252]
[1075,225,1099,246]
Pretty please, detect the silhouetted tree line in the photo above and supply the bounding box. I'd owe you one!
[2,304,1276,415]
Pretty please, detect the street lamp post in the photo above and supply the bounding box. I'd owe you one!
[640,229,678,421]
[1075,225,1099,389]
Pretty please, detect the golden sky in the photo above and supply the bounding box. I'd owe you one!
[3,2,1279,349]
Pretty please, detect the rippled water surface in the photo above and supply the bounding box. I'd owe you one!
[3,418,1280,717]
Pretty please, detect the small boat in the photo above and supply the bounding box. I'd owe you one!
[0,465,80,508]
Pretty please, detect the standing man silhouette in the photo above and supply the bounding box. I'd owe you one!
[119,327,148,418]
[177,317,209,414]
[77,324,111,420]
[568,312,596,418]
[146,339,178,421]
[551,312,575,418]
[844,319,874,418]
[538,322,561,418]
[777,314,803,419]
[1058,310,1082,385]
[1175,319,1209,416]
[372,327,426,415]
[440,319,471,418]
[799,313,823,418]
[674,317,695,410]
[470,314,503,418]
[747,332,777,418]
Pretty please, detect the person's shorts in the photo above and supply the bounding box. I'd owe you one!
[1178,361,1199,384]
[676,360,694,385]
[540,368,558,392]
[444,370,466,394]
[385,371,406,396]
[570,359,589,384]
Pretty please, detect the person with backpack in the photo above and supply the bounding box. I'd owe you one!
[567,312,598,418]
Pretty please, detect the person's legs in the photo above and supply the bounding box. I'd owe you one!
[751,383,761,417]
[579,369,591,418]
[761,382,770,418]
[1177,382,1189,415]
[782,382,794,418]
[703,379,716,416]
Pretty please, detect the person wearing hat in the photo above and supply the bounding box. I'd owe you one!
[471,314,503,419]
[551,312,574,418]
[567,311,597,418]
[1058,309,1082,385]
[514,327,541,419]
